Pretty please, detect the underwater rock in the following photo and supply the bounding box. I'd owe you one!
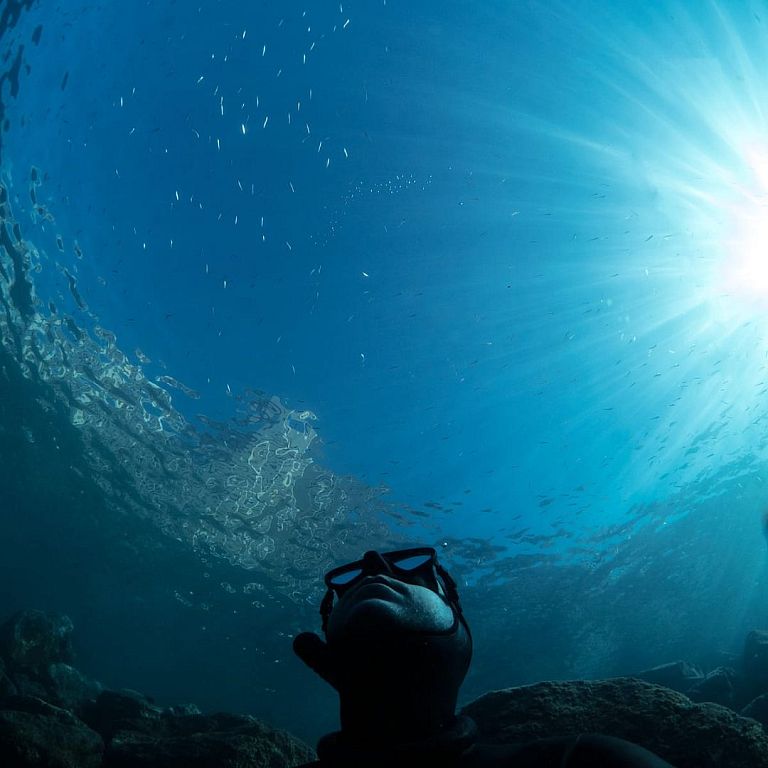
[741,693,768,728]
[461,677,768,768]
[91,702,315,766]
[0,694,103,768]
[0,610,315,766]
[164,703,202,717]
[47,662,103,714]
[159,711,257,736]
[0,612,99,708]
[686,666,738,708]
[102,714,315,768]
[633,660,703,693]
[0,658,17,697]
[10,671,49,700]
[0,610,74,675]
[80,688,164,742]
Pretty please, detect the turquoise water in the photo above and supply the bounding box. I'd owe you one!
[2,0,768,744]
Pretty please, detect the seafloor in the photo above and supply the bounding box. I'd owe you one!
[1,609,768,767]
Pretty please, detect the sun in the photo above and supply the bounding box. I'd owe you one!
[717,147,768,311]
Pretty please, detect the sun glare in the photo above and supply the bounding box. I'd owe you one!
[717,148,768,310]
[720,216,768,305]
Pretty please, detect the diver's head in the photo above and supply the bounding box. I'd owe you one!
[294,547,472,738]
[320,547,470,637]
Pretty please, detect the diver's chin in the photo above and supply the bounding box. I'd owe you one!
[328,597,404,640]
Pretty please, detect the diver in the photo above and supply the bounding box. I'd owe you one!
[293,547,675,767]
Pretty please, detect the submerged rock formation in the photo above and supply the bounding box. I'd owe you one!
[3,609,768,767]
[462,677,768,768]
[0,695,103,768]
[0,610,314,767]
[0,611,74,674]
[633,628,768,730]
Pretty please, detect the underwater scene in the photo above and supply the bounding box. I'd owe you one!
[4,1,768,766]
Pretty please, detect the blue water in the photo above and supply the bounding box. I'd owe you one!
[3,0,768,745]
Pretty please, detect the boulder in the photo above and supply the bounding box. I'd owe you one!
[0,659,17,698]
[160,711,255,737]
[0,611,74,675]
[46,662,102,713]
[686,667,738,708]
[461,677,768,768]
[632,660,703,693]
[103,714,315,768]
[0,695,103,768]
[81,688,163,742]
[10,672,49,700]
[741,694,768,728]
[164,703,201,717]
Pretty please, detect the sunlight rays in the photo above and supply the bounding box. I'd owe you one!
[476,1,768,522]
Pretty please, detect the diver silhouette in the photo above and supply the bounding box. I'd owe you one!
[293,547,675,767]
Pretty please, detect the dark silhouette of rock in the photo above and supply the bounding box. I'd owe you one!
[0,610,74,675]
[0,695,103,768]
[81,689,164,742]
[461,677,768,768]
[633,660,703,693]
[0,610,314,767]
[47,662,103,714]
[687,666,738,708]
[102,716,315,768]
[11,671,50,700]
[80,690,315,767]
[741,693,768,728]
[0,611,103,711]
[0,658,17,697]
[160,711,257,737]
[17,609,768,766]
[164,703,201,717]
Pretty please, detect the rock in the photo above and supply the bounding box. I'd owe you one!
[0,695,55,715]
[743,630,768,701]
[164,703,201,717]
[0,610,74,675]
[11,672,49,700]
[687,666,738,708]
[80,688,163,742]
[103,715,315,768]
[161,711,255,737]
[461,677,768,768]
[741,694,768,728]
[633,660,703,693]
[0,613,99,712]
[0,695,103,768]
[46,662,102,713]
[0,659,17,698]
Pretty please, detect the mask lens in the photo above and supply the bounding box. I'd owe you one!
[329,567,363,586]
[392,553,432,571]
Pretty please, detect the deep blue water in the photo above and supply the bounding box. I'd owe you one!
[3,0,768,745]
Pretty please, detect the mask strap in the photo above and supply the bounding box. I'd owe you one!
[435,562,463,615]
[320,588,335,633]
